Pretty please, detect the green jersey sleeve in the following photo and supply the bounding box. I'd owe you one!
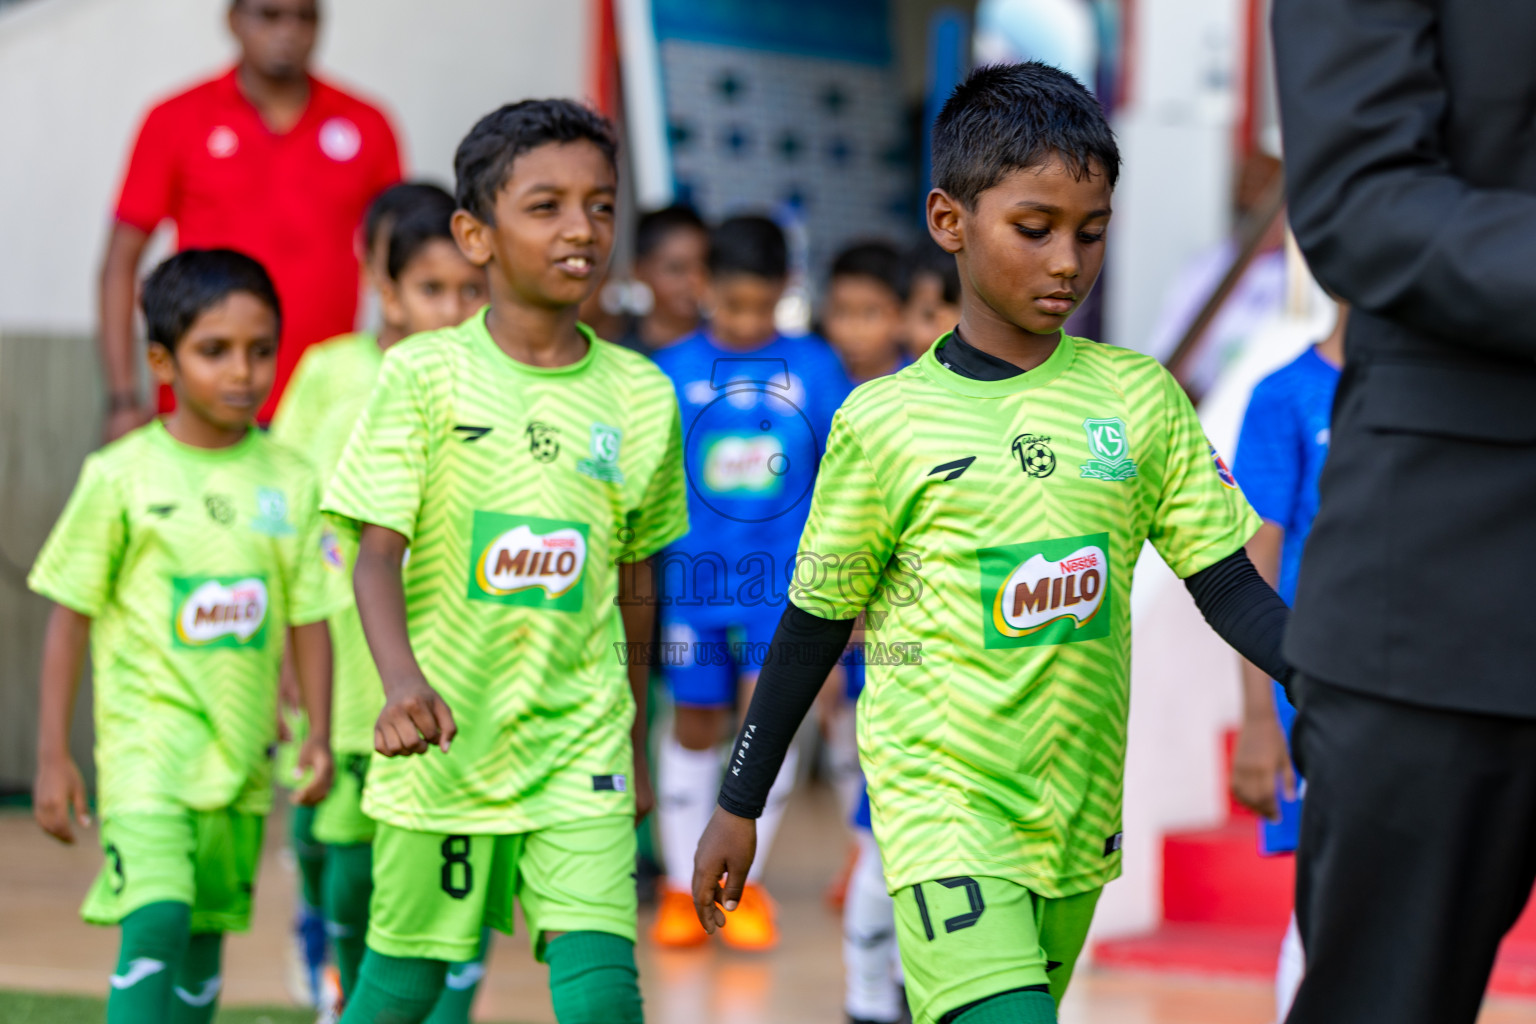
[1146,369,1261,578]
[285,471,349,626]
[322,348,429,541]
[28,454,127,618]
[790,407,898,620]
[268,345,322,451]
[618,403,688,563]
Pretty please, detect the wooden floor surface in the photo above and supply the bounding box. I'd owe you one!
[3,791,1535,1024]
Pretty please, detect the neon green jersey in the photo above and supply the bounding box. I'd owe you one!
[271,332,386,755]
[28,422,346,817]
[793,333,1259,897]
[322,311,688,834]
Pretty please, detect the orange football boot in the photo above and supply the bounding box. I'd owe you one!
[720,882,779,951]
[651,885,710,948]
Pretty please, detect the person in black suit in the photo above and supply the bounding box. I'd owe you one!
[1272,2,1536,1021]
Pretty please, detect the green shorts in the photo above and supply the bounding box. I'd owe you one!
[82,810,266,934]
[368,814,637,963]
[893,876,1101,1024]
[313,752,376,846]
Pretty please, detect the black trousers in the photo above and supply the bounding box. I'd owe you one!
[1285,675,1536,1024]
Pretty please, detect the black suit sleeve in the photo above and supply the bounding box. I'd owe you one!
[1273,0,1536,360]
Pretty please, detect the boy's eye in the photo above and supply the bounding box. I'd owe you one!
[1078,232,1105,244]
[592,202,616,216]
[1017,226,1049,239]
[529,201,557,213]
[420,282,443,296]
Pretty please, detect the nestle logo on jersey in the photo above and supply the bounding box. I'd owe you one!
[467,511,589,612]
[976,533,1112,648]
[171,576,269,649]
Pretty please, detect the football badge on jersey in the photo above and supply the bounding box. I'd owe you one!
[172,576,269,648]
[1011,433,1056,478]
[976,533,1111,649]
[1209,443,1240,489]
[1080,417,1138,481]
[468,512,589,611]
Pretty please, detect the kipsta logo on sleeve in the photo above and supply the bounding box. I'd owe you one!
[576,423,625,483]
[976,533,1111,649]
[172,576,269,648]
[1080,418,1137,481]
[468,511,590,611]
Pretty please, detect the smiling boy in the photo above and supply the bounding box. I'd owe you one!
[692,63,1294,1024]
[323,101,686,1024]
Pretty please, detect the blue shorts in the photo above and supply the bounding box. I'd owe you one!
[1260,678,1305,855]
[661,611,781,708]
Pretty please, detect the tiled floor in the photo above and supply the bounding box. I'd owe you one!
[2,794,1535,1024]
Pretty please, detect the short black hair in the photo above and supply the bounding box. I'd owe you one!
[365,181,453,256]
[454,99,618,224]
[635,204,708,262]
[708,215,787,280]
[902,237,962,305]
[829,240,903,299]
[385,185,459,280]
[141,249,280,351]
[932,61,1119,208]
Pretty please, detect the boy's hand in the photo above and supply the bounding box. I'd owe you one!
[1231,712,1297,822]
[34,754,90,844]
[375,676,457,756]
[692,806,758,933]
[291,735,334,806]
[632,748,655,824]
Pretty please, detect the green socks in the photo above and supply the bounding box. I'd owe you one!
[291,803,327,911]
[546,931,643,1024]
[338,951,448,1024]
[425,928,492,1024]
[108,901,190,1024]
[949,987,1056,1024]
[167,932,223,1024]
[325,841,374,998]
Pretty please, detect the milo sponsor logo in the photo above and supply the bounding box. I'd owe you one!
[702,433,786,495]
[977,533,1112,648]
[467,511,589,611]
[172,576,269,648]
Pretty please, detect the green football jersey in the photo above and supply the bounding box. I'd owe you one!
[322,311,688,834]
[794,333,1260,898]
[28,422,346,818]
[271,332,386,755]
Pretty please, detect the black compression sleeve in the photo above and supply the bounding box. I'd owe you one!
[717,604,856,819]
[1183,548,1292,688]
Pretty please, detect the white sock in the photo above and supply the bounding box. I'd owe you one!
[747,743,799,884]
[844,829,901,1022]
[1276,911,1305,1021]
[657,735,722,890]
[825,704,865,820]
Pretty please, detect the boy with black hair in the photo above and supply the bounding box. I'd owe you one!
[900,237,962,360]
[824,240,908,384]
[30,248,342,1024]
[324,99,686,1024]
[272,181,487,1018]
[648,214,852,951]
[619,204,710,353]
[693,62,1292,1024]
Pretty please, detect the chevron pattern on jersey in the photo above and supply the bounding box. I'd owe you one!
[322,313,688,834]
[794,333,1259,898]
[29,422,344,818]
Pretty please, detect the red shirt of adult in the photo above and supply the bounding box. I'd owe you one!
[114,67,402,421]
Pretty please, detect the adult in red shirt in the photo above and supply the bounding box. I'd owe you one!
[100,0,401,437]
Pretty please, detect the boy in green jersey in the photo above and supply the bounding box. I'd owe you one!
[272,181,488,1013]
[693,63,1295,1024]
[324,100,688,1024]
[29,249,343,1024]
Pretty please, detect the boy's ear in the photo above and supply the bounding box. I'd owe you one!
[146,341,177,387]
[376,278,408,333]
[451,209,494,269]
[926,188,965,255]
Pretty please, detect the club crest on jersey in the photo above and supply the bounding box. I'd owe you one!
[251,487,295,537]
[702,433,787,495]
[467,511,589,611]
[976,534,1111,648]
[172,576,269,648]
[1210,443,1239,489]
[1080,417,1138,482]
[576,423,625,484]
